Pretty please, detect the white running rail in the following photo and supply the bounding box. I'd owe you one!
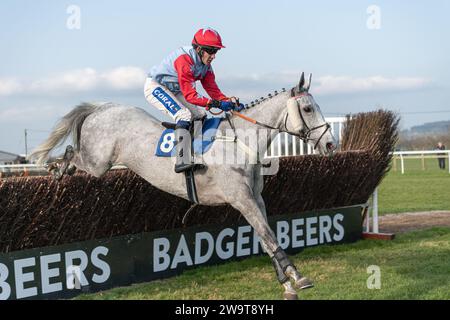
[392,150,450,174]
[266,116,347,157]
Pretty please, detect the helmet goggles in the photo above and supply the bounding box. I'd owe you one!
[201,46,220,55]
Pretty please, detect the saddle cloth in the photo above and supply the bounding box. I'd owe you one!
[155,117,223,157]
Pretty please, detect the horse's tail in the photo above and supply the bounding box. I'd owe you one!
[29,102,98,165]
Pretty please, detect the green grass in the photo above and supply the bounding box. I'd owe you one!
[76,227,450,300]
[378,158,450,214]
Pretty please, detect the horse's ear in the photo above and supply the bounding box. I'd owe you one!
[298,72,305,91]
[305,73,312,92]
[292,72,307,96]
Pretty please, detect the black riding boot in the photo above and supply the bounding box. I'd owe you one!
[174,121,204,173]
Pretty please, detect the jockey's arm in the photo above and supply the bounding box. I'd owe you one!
[200,70,228,102]
[174,55,211,107]
[201,70,242,108]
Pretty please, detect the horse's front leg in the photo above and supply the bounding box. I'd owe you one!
[229,189,313,300]
[252,167,313,293]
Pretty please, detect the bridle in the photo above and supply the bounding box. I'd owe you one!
[230,92,331,150]
[283,92,331,150]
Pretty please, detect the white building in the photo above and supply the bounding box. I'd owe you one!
[0,150,26,165]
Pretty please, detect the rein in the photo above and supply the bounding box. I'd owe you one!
[230,92,331,150]
[230,111,278,130]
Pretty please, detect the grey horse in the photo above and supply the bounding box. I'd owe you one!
[30,72,336,300]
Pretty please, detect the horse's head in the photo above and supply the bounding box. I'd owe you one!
[284,72,336,155]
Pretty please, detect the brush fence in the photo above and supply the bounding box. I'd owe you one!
[0,204,364,300]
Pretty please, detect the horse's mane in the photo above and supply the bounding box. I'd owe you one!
[245,87,288,109]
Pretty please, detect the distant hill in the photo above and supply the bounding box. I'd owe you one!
[402,120,450,137]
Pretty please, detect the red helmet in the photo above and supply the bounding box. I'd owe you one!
[192,28,225,48]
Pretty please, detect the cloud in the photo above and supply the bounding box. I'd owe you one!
[218,72,432,101]
[0,105,69,123]
[0,78,23,96]
[312,75,432,95]
[30,68,100,93]
[0,68,432,101]
[0,67,147,97]
[101,67,147,90]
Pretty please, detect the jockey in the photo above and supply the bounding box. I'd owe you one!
[144,27,244,173]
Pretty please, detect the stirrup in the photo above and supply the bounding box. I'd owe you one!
[174,163,205,174]
[161,122,176,129]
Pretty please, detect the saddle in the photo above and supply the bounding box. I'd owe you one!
[155,117,223,157]
[156,117,224,204]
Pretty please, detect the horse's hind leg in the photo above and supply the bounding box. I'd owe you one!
[66,163,77,176]
[48,144,109,180]
[70,147,112,178]
[59,145,75,176]
[48,145,75,180]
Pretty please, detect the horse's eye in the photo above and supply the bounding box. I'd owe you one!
[304,106,312,113]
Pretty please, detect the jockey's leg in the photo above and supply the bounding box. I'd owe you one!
[173,120,205,173]
[144,78,192,123]
[143,78,204,173]
[176,94,207,121]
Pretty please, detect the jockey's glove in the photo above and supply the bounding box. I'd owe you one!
[208,100,234,111]
[208,100,244,112]
[229,96,245,112]
[234,103,245,112]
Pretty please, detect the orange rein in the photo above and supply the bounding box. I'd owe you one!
[230,110,257,124]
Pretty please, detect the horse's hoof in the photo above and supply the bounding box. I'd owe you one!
[64,145,75,160]
[52,170,62,181]
[283,292,298,300]
[66,165,77,176]
[295,277,314,290]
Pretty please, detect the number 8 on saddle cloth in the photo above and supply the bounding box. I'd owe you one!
[155,117,223,157]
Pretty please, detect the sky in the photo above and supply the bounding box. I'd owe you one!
[0,0,449,155]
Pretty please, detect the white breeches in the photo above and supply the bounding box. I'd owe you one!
[144,78,206,123]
